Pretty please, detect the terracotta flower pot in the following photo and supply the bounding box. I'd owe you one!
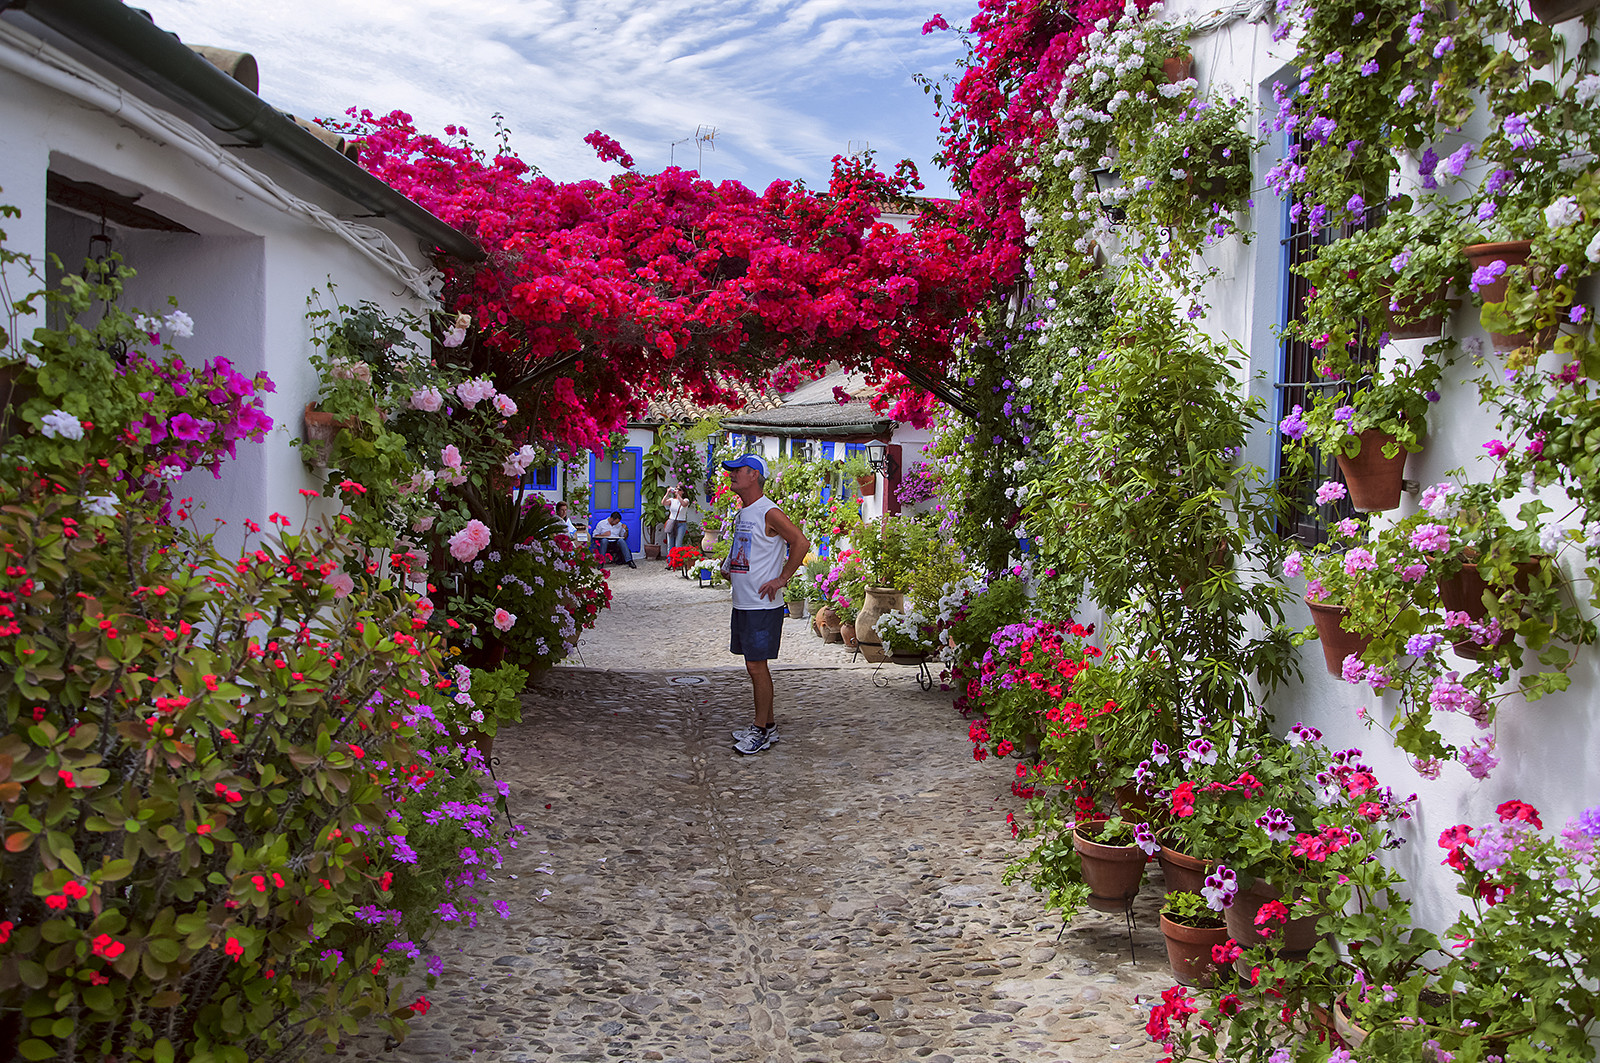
[1463,240,1531,306]
[1073,822,1147,912]
[840,621,859,648]
[1158,844,1214,896]
[1160,913,1230,987]
[1383,284,1453,340]
[1436,558,1543,659]
[1162,51,1193,82]
[1335,429,1408,512]
[1224,880,1320,956]
[855,586,904,650]
[302,403,357,467]
[1531,0,1600,20]
[1306,599,1372,678]
[643,543,661,560]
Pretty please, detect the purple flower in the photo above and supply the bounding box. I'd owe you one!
[1571,305,1588,323]
[1398,83,1418,106]
[1390,250,1412,272]
[427,954,445,976]
[1424,390,1440,402]
[1407,11,1426,42]
[1202,866,1239,910]
[1477,201,1498,224]
[1360,59,1380,75]
[1316,481,1348,505]
[1485,168,1514,196]
[1470,260,1508,293]
[1460,735,1499,779]
[1333,405,1355,423]
[1443,142,1474,178]
[1406,633,1444,657]
[1256,808,1295,842]
[1280,404,1308,440]
[1483,439,1509,459]
[1417,147,1440,189]
[1308,116,1339,143]
[1347,193,1366,219]
[1283,550,1304,578]
[1341,654,1368,684]
[1432,36,1454,58]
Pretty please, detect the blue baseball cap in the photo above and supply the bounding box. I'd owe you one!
[721,454,767,476]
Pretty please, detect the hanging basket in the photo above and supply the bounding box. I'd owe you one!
[1335,429,1408,512]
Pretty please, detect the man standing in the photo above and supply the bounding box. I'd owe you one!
[592,510,636,568]
[721,455,810,755]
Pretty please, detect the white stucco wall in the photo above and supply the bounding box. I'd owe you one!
[0,25,437,557]
[1160,0,1600,931]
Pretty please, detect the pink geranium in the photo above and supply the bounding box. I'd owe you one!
[448,520,492,562]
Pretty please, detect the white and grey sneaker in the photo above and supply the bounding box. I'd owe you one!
[731,723,780,743]
[733,725,778,755]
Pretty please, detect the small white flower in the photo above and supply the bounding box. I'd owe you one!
[1586,229,1600,264]
[40,409,84,440]
[1544,196,1584,230]
[1539,525,1567,554]
[162,310,194,338]
[84,495,118,517]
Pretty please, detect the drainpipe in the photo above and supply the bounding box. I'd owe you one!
[9,0,483,262]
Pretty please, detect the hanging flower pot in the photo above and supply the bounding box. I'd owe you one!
[1162,51,1193,82]
[857,474,877,496]
[1335,429,1408,512]
[1383,284,1454,340]
[1436,558,1545,659]
[1160,912,1230,987]
[1306,599,1373,677]
[1223,880,1320,958]
[1073,821,1148,912]
[1463,241,1532,306]
[302,403,356,467]
[1529,0,1600,23]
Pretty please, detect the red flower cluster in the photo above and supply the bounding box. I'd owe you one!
[345,111,995,454]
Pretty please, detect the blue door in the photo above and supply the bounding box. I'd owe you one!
[590,448,643,552]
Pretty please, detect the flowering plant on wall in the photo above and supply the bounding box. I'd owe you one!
[1,257,273,512]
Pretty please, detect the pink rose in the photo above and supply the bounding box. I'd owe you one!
[492,393,518,417]
[441,445,463,469]
[410,387,443,412]
[448,519,492,562]
[493,608,516,632]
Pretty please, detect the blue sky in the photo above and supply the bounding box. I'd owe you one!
[139,0,976,198]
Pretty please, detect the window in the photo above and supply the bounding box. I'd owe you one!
[1274,136,1372,543]
[523,463,557,491]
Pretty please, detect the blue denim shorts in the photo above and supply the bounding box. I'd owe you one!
[730,607,786,661]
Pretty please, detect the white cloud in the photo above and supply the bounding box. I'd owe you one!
[139,0,972,195]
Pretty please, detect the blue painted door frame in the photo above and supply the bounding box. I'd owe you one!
[590,447,643,552]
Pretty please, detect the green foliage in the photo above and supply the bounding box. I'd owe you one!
[0,474,452,1060]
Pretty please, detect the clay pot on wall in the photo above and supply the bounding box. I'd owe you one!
[1335,429,1408,512]
[1306,600,1373,678]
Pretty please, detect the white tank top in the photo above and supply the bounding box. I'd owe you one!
[728,496,788,610]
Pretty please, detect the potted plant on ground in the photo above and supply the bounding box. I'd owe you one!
[1159,892,1230,988]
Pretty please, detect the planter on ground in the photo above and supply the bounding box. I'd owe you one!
[1073,822,1147,912]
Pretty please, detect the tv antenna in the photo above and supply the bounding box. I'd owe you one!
[670,125,718,171]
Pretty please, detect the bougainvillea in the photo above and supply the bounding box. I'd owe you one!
[343,112,997,453]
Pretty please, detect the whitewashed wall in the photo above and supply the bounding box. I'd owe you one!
[0,27,436,558]
[1163,0,1600,931]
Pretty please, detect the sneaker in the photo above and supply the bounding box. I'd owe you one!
[733,726,777,755]
[731,723,780,744]
[628,560,637,569]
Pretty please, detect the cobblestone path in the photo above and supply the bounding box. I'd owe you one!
[341,561,1173,1063]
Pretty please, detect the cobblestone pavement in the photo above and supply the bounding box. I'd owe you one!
[341,559,1174,1063]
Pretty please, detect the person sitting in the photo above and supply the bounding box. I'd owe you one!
[554,500,578,538]
[592,511,635,568]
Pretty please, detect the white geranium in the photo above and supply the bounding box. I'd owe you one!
[163,310,194,339]
[39,409,84,440]
[1544,196,1584,230]
[84,495,118,517]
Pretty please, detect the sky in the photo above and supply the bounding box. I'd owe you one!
[137,0,977,199]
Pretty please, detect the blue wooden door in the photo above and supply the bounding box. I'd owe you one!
[590,448,643,551]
